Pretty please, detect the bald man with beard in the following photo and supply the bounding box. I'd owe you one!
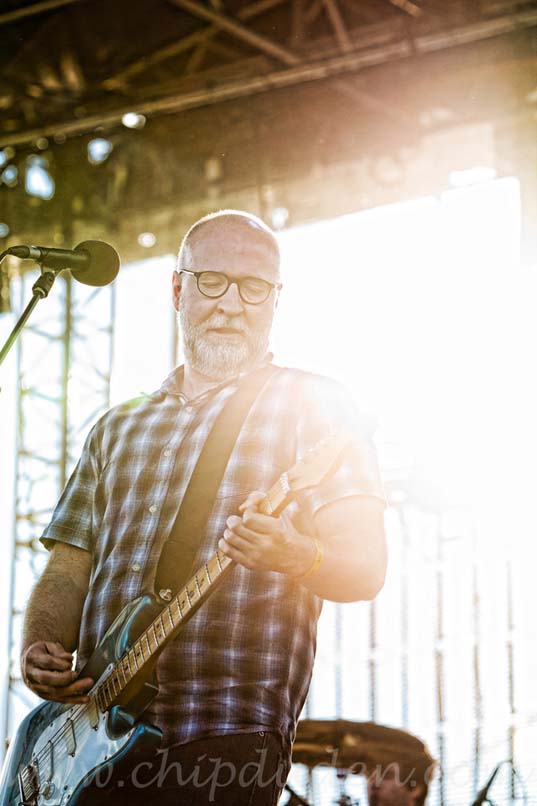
[20,210,387,804]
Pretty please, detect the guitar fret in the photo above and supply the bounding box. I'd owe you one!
[27,435,341,751]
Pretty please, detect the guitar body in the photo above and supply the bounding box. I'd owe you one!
[0,433,347,806]
[0,595,164,805]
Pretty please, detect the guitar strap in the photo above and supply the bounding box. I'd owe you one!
[154,362,279,600]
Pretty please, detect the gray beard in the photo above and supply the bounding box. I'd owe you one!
[178,301,269,381]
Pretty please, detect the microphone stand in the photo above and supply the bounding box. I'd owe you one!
[0,251,61,367]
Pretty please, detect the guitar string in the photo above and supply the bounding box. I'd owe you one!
[22,473,290,783]
[24,557,232,778]
[21,439,334,787]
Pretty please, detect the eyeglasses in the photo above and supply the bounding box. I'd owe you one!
[180,270,282,305]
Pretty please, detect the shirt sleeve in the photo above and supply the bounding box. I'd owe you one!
[295,374,386,518]
[40,422,101,553]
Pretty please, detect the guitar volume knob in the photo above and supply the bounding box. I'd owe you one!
[41,780,56,799]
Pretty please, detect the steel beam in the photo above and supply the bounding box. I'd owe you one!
[322,0,353,53]
[0,0,86,26]
[4,8,537,147]
[388,0,423,17]
[166,0,301,65]
[103,0,289,88]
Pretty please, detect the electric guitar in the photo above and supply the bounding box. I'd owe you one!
[0,433,348,805]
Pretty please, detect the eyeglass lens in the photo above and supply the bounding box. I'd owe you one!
[197,271,272,303]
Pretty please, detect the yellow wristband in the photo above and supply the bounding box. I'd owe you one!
[299,537,324,580]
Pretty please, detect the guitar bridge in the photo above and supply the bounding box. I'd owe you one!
[18,757,39,805]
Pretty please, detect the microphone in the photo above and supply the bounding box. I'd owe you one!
[7,240,120,286]
[471,763,502,806]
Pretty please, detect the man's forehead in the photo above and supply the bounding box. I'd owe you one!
[189,218,279,268]
[191,217,273,247]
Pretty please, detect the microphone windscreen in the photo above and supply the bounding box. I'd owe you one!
[71,240,120,286]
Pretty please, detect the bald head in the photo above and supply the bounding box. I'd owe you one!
[177,210,280,277]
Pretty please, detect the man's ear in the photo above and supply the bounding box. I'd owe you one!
[172,270,182,312]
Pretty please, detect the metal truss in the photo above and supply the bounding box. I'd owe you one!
[298,456,529,806]
[2,0,537,147]
[0,267,114,760]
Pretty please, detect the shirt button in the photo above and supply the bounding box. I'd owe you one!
[163,449,172,457]
[132,563,141,572]
[149,504,157,514]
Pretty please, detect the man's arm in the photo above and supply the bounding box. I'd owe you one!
[301,494,386,601]
[21,542,94,704]
[221,492,387,603]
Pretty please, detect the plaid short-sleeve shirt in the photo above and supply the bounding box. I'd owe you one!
[40,359,385,752]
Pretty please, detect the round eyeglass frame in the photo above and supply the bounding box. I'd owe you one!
[179,269,282,305]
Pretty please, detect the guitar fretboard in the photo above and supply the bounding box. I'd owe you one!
[93,474,291,714]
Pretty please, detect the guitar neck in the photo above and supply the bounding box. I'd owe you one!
[95,471,293,712]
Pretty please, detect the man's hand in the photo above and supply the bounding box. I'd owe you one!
[219,491,317,576]
[21,641,94,705]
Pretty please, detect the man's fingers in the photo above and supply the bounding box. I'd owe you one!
[29,651,73,673]
[238,491,265,512]
[218,538,256,570]
[43,641,73,659]
[29,675,94,700]
[223,529,257,552]
[228,510,279,536]
[27,667,79,687]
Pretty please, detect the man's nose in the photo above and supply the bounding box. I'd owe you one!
[216,280,244,315]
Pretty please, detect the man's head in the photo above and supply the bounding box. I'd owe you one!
[173,210,281,380]
[367,765,429,806]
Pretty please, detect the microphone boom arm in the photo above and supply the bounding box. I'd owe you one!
[0,239,119,368]
[0,253,62,367]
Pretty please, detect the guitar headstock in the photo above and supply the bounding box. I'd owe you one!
[286,432,350,493]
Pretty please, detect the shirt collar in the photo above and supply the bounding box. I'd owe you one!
[154,352,274,405]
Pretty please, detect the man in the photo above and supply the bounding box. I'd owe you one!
[367,766,430,806]
[20,210,387,804]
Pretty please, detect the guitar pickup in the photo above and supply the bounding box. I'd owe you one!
[65,718,77,757]
[87,696,100,730]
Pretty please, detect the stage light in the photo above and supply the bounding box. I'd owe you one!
[1,165,18,187]
[88,138,113,165]
[449,166,497,187]
[122,112,146,129]
[0,146,15,169]
[25,156,55,199]
[271,207,289,230]
[0,223,9,238]
[204,157,223,182]
[138,232,156,248]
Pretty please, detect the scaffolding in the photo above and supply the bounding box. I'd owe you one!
[1,266,114,756]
